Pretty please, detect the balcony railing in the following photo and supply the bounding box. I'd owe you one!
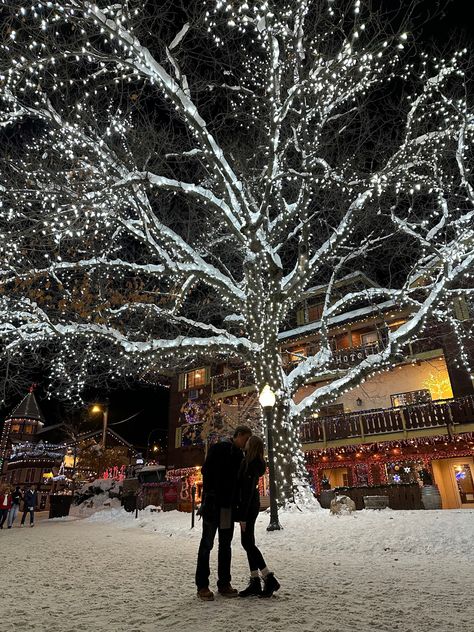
[210,367,255,395]
[331,341,382,368]
[300,395,474,444]
[284,341,384,373]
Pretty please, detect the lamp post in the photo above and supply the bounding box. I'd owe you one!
[146,428,167,461]
[259,384,281,531]
[91,402,109,478]
[91,403,109,449]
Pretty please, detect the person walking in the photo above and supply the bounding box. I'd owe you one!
[20,485,37,527]
[237,435,280,598]
[7,486,23,529]
[0,487,12,529]
[195,425,252,601]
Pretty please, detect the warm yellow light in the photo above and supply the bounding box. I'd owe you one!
[259,384,276,408]
[153,445,159,452]
[91,404,102,414]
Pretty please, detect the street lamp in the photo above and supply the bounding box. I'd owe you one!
[90,403,109,448]
[259,384,281,531]
[146,428,167,461]
[90,402,109,479]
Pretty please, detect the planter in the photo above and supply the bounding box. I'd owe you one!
[122,495,137,513]
[421,485,442,510]
[319,489,336,509]
[364,495,389,510]
[48,495,72,519]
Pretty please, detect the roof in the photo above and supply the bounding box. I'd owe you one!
[279,299,401,342]
[302,271,379,299]
[76,427,137,452]
[7,392,45,423]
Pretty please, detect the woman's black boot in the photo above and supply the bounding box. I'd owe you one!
[239,576,262,597]
[260,573,280,598]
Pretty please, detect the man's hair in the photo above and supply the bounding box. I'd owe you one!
[233,425,252,438]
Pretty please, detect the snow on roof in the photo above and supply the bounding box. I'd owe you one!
[279,299,399,341]
[302,271,379,298]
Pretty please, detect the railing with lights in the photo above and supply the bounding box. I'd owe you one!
[210,366,255,395]
[283,341,384,373]
[300,395,474,444]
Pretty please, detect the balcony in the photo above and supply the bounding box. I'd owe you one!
[284,341,384,373]
[210,367,255,395]
[331,341,382,368]
[300,395,474,445]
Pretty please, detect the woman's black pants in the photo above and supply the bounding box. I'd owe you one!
[240,515,266,572]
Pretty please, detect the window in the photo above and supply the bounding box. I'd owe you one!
[360,331,379,346]
[175,427,182,449]
[391,389,431,407]
[317,404,344,418]
[10,424,21,433]
[296,300,324,325]
[385,461,420,485]
[179,368,208,391]
[287,347,307,364]
[307,303,323,322]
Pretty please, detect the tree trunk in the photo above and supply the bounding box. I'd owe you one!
[252,340,316,508]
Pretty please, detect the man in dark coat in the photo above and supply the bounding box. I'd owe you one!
[20,486,37,527]
[195,425,252,601]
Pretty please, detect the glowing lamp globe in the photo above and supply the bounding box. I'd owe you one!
[259,385,276,409]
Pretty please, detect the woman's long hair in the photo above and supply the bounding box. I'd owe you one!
[244,435,265,468]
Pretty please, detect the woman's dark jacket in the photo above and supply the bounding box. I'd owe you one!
[236,458,266,522]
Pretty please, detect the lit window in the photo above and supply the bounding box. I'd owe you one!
[184,368,206,389]
[288,347,307,363]
[360,331,379,346]
[391,389,431,407]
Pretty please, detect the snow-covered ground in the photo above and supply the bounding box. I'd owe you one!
[1,507,474,632]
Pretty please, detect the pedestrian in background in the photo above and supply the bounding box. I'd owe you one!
[7,486,23,529]
[20,485,37,527]
[0,486,12,529]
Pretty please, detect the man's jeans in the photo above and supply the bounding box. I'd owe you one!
[21,507,35,525]
[7,504,19,527]
[195,518,234,590]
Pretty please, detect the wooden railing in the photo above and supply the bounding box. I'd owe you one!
[210,367,255,395]
[283,341,384,373]
[300,395,474,444]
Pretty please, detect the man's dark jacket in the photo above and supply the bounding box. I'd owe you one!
[24,489,37,509]
[201,439,244,513]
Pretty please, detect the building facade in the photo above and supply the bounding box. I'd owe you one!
[167,273,474,509]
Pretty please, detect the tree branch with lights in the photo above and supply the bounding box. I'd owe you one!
[0,0,473,505]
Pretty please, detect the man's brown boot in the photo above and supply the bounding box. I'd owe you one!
[218,585,238,597]
[197,587,215,601]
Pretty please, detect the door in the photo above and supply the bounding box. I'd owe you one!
[453,463,474,506]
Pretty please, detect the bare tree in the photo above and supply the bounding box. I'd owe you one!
[0,0,473,504]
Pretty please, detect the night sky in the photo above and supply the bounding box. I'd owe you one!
[0,0,472,450]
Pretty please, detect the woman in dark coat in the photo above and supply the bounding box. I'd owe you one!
[237,435,280,598]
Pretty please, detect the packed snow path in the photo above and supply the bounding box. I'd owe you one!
[1,508,474,632]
